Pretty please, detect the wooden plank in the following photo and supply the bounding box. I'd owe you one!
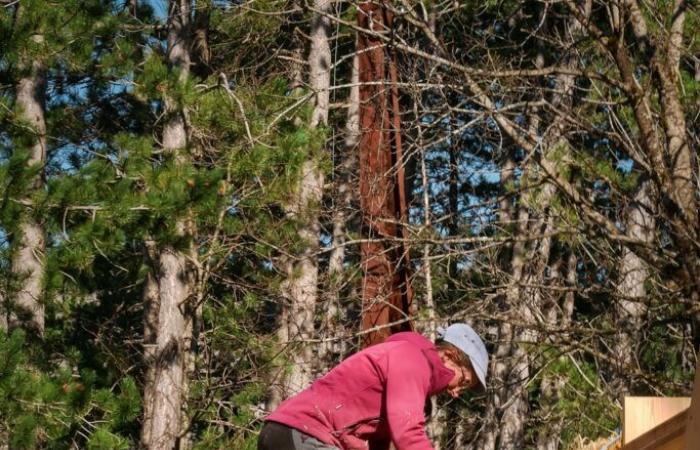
[684,352,700,449]
[623,397,691,444]
[621,409,687,450]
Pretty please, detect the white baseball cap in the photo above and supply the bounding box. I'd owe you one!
[438,323,489,392]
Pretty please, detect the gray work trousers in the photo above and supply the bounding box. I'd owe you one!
[258,421,340,450]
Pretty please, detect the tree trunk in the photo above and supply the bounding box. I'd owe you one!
[610,3,693,258]
[320,51,360,367]
[357,1,413,347]
[615,0,699,346]
[536,251,578,450]
[479,195,529,450]
[410,84,445,448]
[614,180,654,394]
[482,3,589,440]
[652,0,699,298]
[141,1,195,449]
[498,154,558,449]
[478,139,518,448]
[489,99,543,449]
[507,6,592,448]
[9,28,46,335]
[191,1,211,79]
[141,250,194,450]
[278,158,324,396]
[497,214,537,450]
[273,0,330,404]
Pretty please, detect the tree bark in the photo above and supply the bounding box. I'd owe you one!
[535,251,578,450]
[413,84,445,449]
[278,159,324,397]
[273,0,330,404]
[482,5,590,443]
[141,1,195,449]
[141,250,194,450]
[613,181,655,395]
[478,137,518,448]
[479,193,530,450]
[9,27,47,335]
[191,1,211,79]
[320,51,360,367]
[357,1,413,347]
[609,3,696,255]
[652,0,698,283]
[497,209,538,450]
[497,146,558,449]
[615,0,699,344]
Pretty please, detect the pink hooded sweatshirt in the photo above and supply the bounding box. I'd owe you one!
[266,332,455,450]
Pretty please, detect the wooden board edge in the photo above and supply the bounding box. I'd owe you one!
[621,409,688,450]
[684,351,700,449]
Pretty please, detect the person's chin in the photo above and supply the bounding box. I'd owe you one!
[445,388,460,398]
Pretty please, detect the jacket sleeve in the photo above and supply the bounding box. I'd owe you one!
[384,347,435,450]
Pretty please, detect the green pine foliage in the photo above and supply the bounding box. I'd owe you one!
[532,348,618,447]
[0,330,140,448]
[3,0,327,445]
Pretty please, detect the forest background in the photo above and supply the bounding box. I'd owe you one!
[1,0,699,449]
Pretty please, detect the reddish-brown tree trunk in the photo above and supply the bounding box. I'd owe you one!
[357,1,413,347]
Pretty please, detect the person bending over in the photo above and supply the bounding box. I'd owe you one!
[258,323,489,450]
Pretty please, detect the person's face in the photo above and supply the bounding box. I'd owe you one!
[439,351,479,398]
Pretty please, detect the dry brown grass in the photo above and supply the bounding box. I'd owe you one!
[566,434,622,450]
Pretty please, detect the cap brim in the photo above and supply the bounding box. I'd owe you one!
[474,374,486,393]
[470,359,487,393]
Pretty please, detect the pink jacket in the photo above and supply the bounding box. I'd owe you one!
[266,332,455,450]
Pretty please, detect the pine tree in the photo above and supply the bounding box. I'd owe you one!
[273,0,331,406]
